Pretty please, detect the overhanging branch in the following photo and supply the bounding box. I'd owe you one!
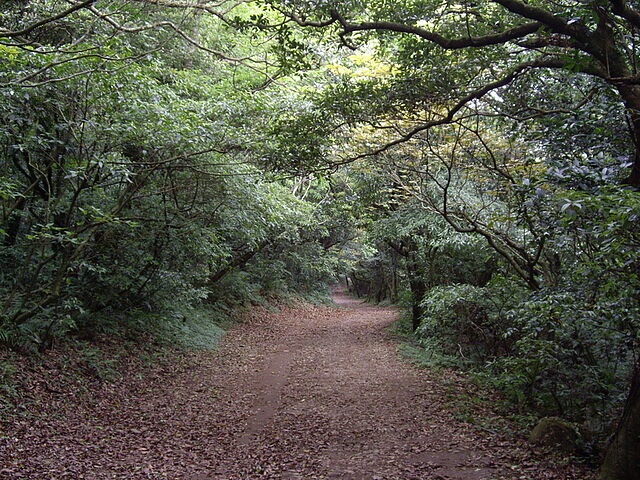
[326,8,542,49]
[0,0,97,39]
[338,57,567,165]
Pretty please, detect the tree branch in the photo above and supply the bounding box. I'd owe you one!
[0,0,97,39]
[339,57,567,165]
[491,0,588,40]
[327,8,543,49]
[85,4,256,64]
[608,0,640,30]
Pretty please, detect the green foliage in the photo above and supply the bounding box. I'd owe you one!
[77,345,121,382]
[163,306,229,351]
[0,1,342,351]
[3,2,640,471]
[491,279,635,433]
[480,184,640,435]
[0,357,17,412]
[392,307,461,369]
[417,277,526,361]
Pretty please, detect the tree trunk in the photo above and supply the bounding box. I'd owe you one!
[624,113,640,188]
[3,196,26,247]
[408,278,427,331]
[615,86,640,188]
[207,240,270,288]
[389,249,399,303]
[600,364,640,480]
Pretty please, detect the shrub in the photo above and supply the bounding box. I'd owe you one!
[416,277,525,361]
[489,281,636,436]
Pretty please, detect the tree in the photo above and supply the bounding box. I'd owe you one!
[4,1,640,475]
[0,0,342,348]
[254,1,640,477]
[264,0,639,186]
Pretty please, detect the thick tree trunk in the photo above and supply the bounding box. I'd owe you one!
[600,364,640,480]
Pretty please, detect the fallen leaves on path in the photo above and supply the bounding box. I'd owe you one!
[0,292,595,479]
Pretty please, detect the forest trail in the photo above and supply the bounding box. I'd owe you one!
[1,290,590,479]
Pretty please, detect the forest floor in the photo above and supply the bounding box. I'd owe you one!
[0,289,595,479]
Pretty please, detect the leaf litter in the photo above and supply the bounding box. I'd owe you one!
[0,290,594,479]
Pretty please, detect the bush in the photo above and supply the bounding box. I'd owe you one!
[416,277,525,361]
[488,280,636,437]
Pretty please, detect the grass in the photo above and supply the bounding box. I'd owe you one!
[0,355,17,415]
[168,305,228,350]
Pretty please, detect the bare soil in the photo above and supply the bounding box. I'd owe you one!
[0,290,594,479]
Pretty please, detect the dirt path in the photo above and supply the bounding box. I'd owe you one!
[1,291,592,479]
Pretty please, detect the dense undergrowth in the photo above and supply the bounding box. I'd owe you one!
[392,268,633,465]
